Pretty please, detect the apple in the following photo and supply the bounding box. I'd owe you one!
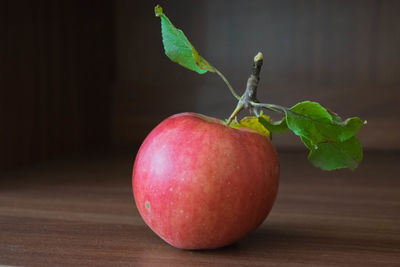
[132,112,279,249]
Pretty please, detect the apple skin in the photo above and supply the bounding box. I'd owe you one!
[132,112,279,249]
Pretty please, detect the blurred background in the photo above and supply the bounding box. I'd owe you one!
[1,0,399,171]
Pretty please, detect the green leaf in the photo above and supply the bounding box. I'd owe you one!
[258,116,288,133]
[286,101,365,170]
[306,136,363,171]
[286,101,364,145]
[229,115,271,139]
[300,136,313,150]
[155,5,214,74]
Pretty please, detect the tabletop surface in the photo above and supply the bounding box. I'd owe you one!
[1,151,399,266]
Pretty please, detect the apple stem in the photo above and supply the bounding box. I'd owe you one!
[226,103,243,125]
[215,69,241,101]
[226,52,264,125]
[250,102,286,114]
[224,52,290,125]
[241,52,263,112]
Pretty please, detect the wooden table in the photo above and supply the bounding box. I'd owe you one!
[1,151,399,266]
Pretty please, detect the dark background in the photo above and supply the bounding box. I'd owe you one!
[1,0,399,171]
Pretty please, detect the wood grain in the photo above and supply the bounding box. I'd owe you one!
[1,151,399,266]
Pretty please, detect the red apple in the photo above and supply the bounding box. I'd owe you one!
[132,112,279,249]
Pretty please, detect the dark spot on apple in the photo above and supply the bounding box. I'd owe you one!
[145,201,151,211]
